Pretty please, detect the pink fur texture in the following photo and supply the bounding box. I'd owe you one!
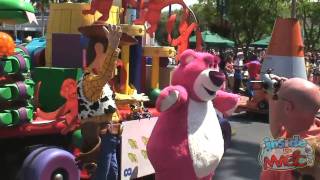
[147,49,225,180]
[213,90,240,117]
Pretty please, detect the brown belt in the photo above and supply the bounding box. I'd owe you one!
[80,114,114,124]
[104,123,121,135]
[80,115,122,135]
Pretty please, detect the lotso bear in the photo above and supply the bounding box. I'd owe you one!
[147,49,226,180]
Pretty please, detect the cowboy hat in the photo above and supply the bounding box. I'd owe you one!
[78,23,138,46]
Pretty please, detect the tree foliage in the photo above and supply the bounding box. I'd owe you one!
[297,0,320,51]
[192,1,219,31]
[151,0,320,51]
[156,0,290,49]
[227,0,290,48]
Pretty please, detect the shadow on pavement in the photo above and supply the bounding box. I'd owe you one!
[214,139,262,180]
[229,112,269,124]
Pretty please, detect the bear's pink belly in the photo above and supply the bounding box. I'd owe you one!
[147,110,197,178]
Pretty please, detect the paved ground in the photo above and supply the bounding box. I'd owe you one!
[214,113,270,180]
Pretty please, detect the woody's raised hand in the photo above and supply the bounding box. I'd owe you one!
[103,24,122,49]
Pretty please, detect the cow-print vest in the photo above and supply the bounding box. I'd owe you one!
[77,73,117,120]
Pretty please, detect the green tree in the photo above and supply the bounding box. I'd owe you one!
[195,0,320,52]
[297,0,320,51]
[191,1,219,31]
[191,0,290,50]
[227,0,289,48]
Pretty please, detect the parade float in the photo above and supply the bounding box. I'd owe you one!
[0,0,234,179]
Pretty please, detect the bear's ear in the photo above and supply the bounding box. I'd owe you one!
[179,49,197,66]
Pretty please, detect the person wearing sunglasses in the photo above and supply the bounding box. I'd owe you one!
[260,77,320,180]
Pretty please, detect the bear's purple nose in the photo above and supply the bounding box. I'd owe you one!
[209,71,225,87]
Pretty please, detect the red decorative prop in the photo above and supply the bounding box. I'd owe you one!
[35,79,79,135]
[116,60,128,93]
[0,121,71,138]
[196,29,203,51]
[110,59,127,93]
[127,0,187,37]
[167,9,203,61]
[82,0,114,22]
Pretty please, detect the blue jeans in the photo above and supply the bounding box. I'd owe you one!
[94,133,120,180]
[246,78,255,98]
[233,70,242,93]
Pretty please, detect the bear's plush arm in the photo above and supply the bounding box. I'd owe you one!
[213,90,240,117]
[156,85,188,112]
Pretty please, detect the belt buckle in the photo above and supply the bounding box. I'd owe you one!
[108,123,121,135]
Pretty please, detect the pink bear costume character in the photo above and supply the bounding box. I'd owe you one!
[147,49,226,180]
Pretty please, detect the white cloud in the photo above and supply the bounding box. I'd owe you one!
[184,0,198,6]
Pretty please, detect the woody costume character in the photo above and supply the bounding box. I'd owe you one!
[76,24,123,180]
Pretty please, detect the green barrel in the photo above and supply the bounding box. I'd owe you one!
[12,106,34,125]
[0,54,31,74]
[0,79,34,101]
[0,110,13,126]
[0,106,33,126]
[15,46,29,56]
